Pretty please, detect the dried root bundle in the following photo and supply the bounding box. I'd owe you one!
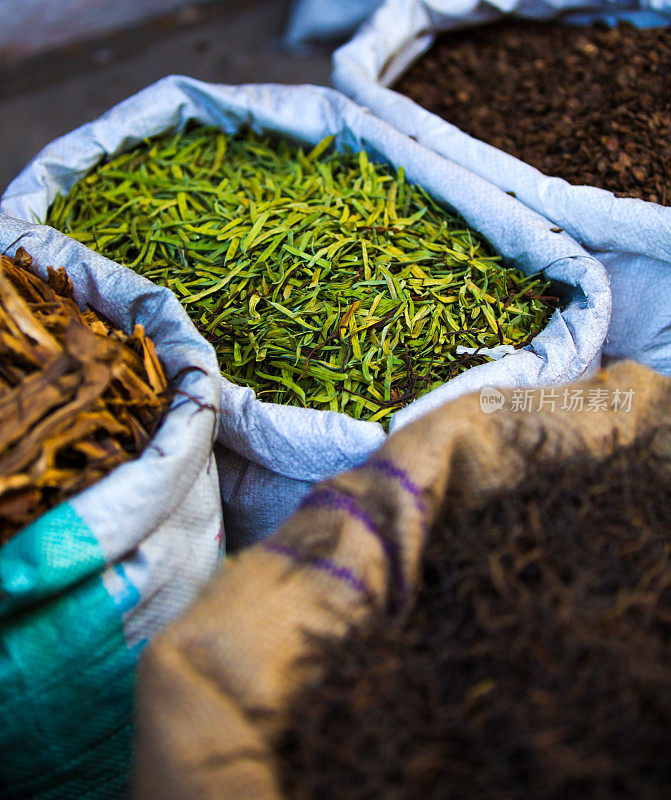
[0,248,170,545]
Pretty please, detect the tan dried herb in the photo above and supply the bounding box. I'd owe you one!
[0,248,170,546]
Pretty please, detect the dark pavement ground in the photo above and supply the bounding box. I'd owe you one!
[0,0,331,193]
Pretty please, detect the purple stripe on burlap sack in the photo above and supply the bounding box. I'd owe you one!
[358,457,426,514]
[298,487,406,606]
[264,541,370,597]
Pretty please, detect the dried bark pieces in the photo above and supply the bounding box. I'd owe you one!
[0,248,170,545]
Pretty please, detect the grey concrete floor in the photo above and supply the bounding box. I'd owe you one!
[0,0,332,192]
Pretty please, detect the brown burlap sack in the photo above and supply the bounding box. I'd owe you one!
[133,360,671,800]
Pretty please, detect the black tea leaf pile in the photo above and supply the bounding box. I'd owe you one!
[396,21,670,204]
[277,440,671,799]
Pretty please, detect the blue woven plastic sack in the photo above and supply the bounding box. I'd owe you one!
[333,0,671,375]
[0,216,222,799]
[1,78,610,546]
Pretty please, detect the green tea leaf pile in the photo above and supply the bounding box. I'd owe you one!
[47,127,555,425]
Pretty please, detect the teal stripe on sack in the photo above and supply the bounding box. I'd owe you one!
[110,563,142,615]
[0,504,136,799]
[0,502,106,614]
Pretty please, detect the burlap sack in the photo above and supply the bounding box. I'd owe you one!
[133,360,671,800]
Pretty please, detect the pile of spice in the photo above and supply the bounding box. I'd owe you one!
[46,127,556,426]
[0,248,170,545]
[277,440,671,799]
[396,21,670,204]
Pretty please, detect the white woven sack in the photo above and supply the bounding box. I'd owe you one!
[0,214,222,799]
[0,78,610,546]
[332,0,671,378]
[283,0,384,52]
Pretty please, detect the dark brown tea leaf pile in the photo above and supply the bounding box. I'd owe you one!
[278,440,671,799]
[396,21,670,204]
[0,248,170,545]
